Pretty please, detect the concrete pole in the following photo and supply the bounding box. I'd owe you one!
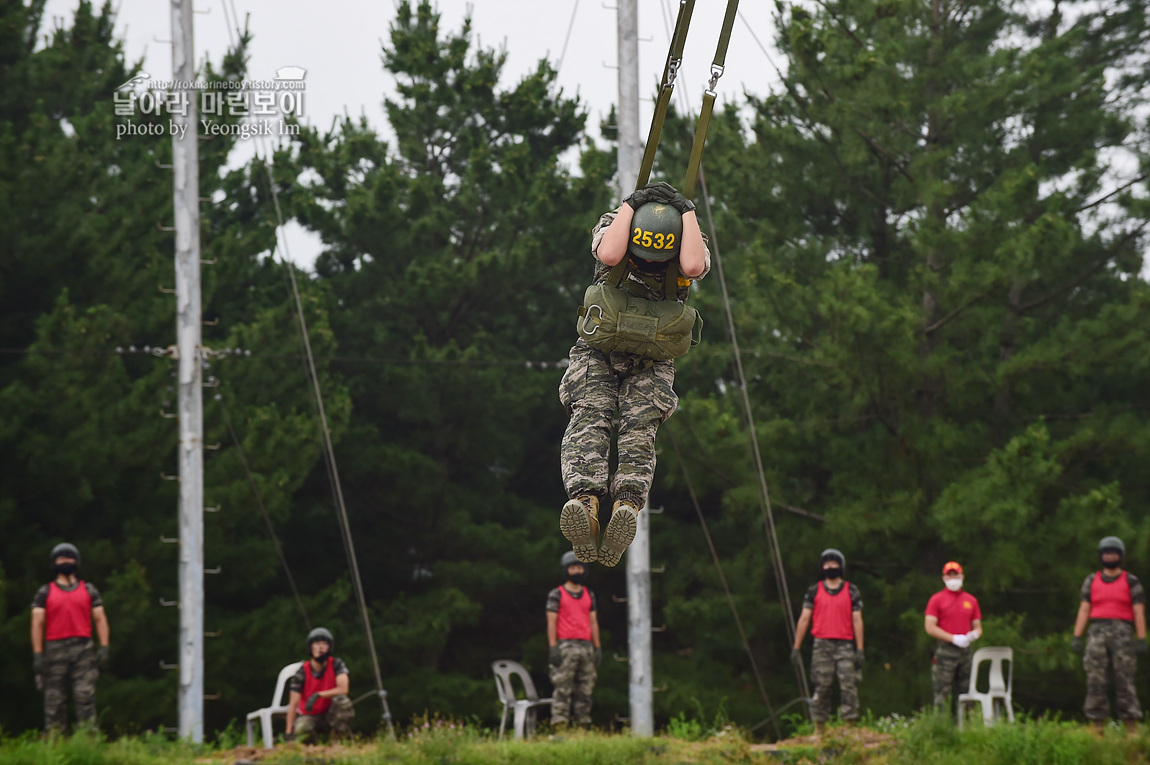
[171,0,203,743]
[626,505,654,736]
[616,0,641,199]
[617,0,653,738]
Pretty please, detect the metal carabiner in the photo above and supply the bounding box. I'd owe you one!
[581,304,604,335]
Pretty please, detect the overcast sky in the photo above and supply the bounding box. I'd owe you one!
[42,0,781,269]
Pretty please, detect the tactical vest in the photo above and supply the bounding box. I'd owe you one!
[45,581,93,641]
[556,585,593,642]
[577,258,702,360]
[811,581,854,641]
[1090,571,1134,621]
[299,658,336,716]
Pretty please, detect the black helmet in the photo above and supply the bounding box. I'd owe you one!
[50,543,81,569]
[628,202,683,262]
[560,551,581,579]
[306,627,334,653]
[1098,536,1125,562]
[819,548,845,569]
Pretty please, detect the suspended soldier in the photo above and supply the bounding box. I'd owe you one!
[792,549,864,735]
[1072,536,1146,736]
[559,182,709,567]
[924,561,982,713]
[30,543,110,734]
[546,551,602,727]
[285,627,355,743]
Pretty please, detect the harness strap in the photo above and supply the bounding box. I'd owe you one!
[637,0,697,188]
[682,0,741,197]
[605,258,683,302]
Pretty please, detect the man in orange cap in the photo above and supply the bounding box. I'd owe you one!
[924,561,982,712]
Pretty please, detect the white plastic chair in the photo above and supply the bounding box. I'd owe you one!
[957,647,1015,729]
[492,660,552,739]
[246,661,303,748]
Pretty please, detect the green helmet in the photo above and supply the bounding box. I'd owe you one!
[306,627,334,653]
[628,202,683,262]
[1098,536,1125,558]
[50,543,80,568]
[820,548,845,569]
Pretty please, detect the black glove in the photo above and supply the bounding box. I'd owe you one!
[855,650,865,671]
[549,645,562,667]
[593,647,602,667]
[645,182,696,215]
[33,652,46,675]
[282,733,296,743]
[1137,639,1149,656]
[305,692,321,712]
[1071,636,1084,654]
[96,645,109,666]
[790,647,801,663]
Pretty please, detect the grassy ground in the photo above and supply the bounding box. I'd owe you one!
[3,713,1150,764]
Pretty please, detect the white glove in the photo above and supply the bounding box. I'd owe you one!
[952,633,971,649]
[965,630,981,643]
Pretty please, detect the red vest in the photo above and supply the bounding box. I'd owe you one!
[556,585,593,641]
[1090,571,1134,621]
[44,581,92,641]
[811,580,854,640]
[299,658,336,715]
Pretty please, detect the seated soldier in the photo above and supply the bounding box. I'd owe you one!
[285,627,354,743]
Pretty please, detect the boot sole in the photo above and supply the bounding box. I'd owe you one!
[560,501,598,563]
[598,505,638,568]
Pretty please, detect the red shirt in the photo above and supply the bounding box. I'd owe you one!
[44,580,93,641]
[298,658,336,716]
[1090,571,1134,621]
[556,585,594,641]
[925,589,981,635]
[811,580,855,640]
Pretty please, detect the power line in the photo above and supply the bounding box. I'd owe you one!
[555,0,581,76]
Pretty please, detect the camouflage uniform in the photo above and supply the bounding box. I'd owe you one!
[559,210,709,508]
[1080,571,1145,721]
[809,640,860,722]
[293,695,355,741]
[42,638,99,732]
[932,642,973,710]
[549,640,597,726]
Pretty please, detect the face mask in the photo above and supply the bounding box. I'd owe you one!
[822,567,843,580]
[568,571,588,585]
[311,651,330,664]
[54,563,78,576]
[945,578,963,592]
[1099,552,1122,568]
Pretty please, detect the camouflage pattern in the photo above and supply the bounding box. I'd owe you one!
[809,638,859,722]
[294,694,355,741]
[41,638,98,732]
[932,641,973,710]
[549,639,597,726]
[558,342,677,508]
[1083,620,1142,721]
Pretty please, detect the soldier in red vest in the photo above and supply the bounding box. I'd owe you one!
[1071,536,1146,735]
[924,561,982,712]
[30,543,110,733]
[792,548,864,735]
[285,627,354,743]
[546,551,602,726]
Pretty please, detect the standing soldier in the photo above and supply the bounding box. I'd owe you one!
[1071,536,1146,736]
[546,551,602,727]
[30,543,111,733]
[792,549,864,735]
[559,182,710,567]
[285,627,355,743]
[924,561,982,713]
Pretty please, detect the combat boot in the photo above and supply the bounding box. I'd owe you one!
[1126,720,1139,738]
[598,494,640,568]
[1091,720,1106,737]
[814,721,826,738]
[560,494,600,563]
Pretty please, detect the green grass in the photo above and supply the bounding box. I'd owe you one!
[3,713,1150,764]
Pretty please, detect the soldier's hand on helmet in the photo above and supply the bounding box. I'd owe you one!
[96,645,109,666]
[549,645,562,667]
[305,692,321,712]
[642,182,696,214]
[593,647,602,667]
[33,652,46,675]
[1136,639,1149,655]
[1071,635,1084,654]
[951,633,971,649]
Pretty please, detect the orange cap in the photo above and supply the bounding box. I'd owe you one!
[943,561,963,575]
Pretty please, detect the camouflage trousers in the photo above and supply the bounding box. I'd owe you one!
[294,695,355,741]
[1083,620,1142,721]
[809,639,859,722]
[42,638,98,733]
[932,642,973,711]
[558,343,677,507]
[549,640,597,726]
